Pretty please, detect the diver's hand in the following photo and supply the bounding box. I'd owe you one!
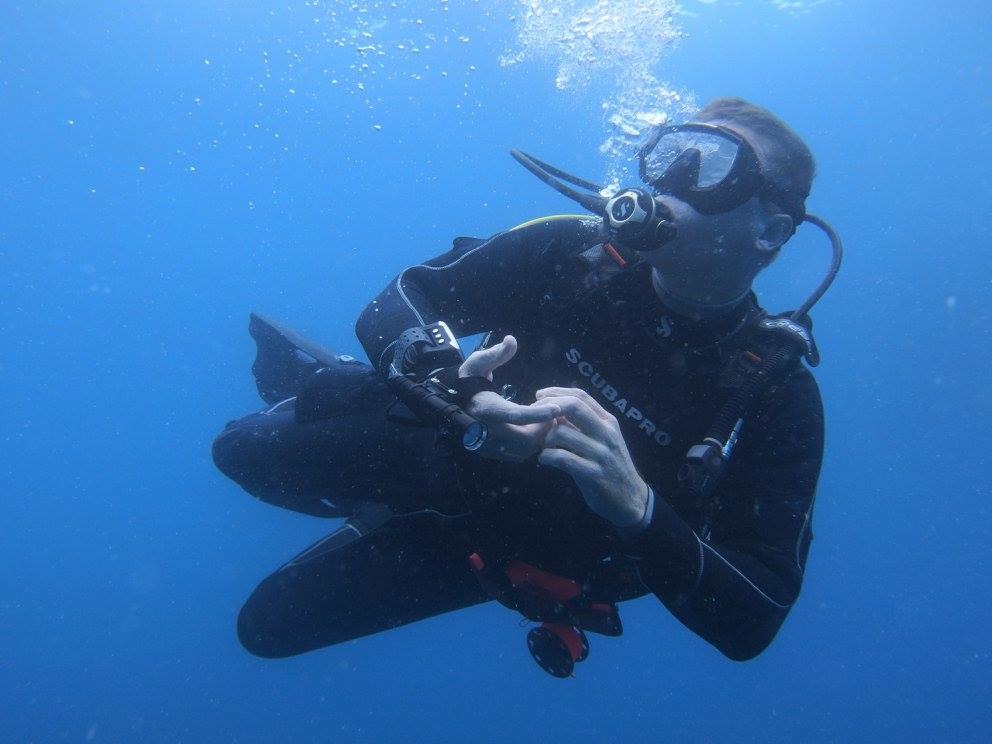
[458,333,519,382]
[534,386,649,527]
[459,335,560,462]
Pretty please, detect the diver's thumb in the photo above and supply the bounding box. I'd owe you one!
[459,335,518,380]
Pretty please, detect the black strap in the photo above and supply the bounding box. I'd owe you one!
[678,311,814,526]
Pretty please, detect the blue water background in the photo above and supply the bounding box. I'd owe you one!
[2,1,990,741]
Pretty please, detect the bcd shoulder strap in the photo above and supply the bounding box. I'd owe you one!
[679,310,818,536]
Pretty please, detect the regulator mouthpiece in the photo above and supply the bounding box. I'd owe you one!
[604,189,677,252]
[510,150,677,253]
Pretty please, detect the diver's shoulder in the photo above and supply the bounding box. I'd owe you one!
[506,213,603,242]
[780,362,824,422]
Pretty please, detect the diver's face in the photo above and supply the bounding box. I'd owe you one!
[642,193,767,303]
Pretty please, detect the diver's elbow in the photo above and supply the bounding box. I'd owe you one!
[712,584,799,661]
[710,618,784,662]
[719,640,769,662]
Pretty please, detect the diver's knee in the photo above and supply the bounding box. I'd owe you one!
[237,600,296,659]
[211,426,242,480]
[211,418,263,482]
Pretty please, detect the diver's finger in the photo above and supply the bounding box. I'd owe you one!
[459,335,517,379]
[473,394,560,425]
[531,394,609,438]
[544,420,607,462]
[536,386,613,422]
[538,447,598,480]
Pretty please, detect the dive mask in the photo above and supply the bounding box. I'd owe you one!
[639,123,805,224]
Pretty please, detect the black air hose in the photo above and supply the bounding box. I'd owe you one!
[706,344,798,449]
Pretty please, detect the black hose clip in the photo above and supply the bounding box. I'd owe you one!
[678,418,744,500]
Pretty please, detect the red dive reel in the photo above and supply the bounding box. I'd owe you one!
[468,552,622,678]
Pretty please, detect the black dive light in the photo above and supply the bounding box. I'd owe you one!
[386,321,488,451]
[387,373,487,451]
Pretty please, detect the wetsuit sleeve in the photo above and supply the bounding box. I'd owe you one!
[355,217,603,374]
[623,369,824,661]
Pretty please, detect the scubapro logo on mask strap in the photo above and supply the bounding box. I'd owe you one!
[564,347,672,447]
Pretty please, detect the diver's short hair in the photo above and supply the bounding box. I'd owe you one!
[696,97,816,217]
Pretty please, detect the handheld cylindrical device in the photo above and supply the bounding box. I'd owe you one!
[387,322,489,451]
[387,373,488,451]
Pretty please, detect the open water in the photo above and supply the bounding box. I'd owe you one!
[2,1,989,741]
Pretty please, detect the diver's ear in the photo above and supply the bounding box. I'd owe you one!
[756,212,794,254]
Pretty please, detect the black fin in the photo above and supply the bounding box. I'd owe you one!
[248,313,340,404]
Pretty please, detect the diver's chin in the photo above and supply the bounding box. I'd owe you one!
[650,262,749,319]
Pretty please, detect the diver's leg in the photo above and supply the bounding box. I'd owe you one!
[212,398,453,517]
[237,513,488,658]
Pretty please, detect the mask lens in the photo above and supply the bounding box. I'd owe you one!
[643,129,741,189]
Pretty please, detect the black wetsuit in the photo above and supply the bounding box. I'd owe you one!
[214,216,824,661]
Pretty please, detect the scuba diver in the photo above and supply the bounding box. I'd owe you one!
[213,97,841,677]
